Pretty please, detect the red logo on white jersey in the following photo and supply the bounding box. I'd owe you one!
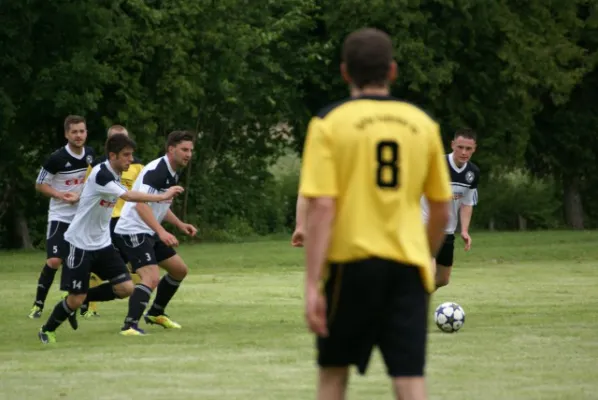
[65,177,85,186]
[99,199,116,208]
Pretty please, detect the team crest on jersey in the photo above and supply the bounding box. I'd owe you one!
[86,155,93,164]
[465,171,475,183]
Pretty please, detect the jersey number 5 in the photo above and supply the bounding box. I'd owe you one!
[376,141,400,188]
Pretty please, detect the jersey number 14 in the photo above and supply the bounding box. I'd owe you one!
[376,141,400,189]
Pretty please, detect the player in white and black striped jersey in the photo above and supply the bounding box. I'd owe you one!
[421,128,479,290]
[113,131,197,335]
[29,115,95,319]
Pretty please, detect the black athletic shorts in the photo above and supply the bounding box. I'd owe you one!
[317,258,429,377]
[60,242,131,294]
[109,217,129,264]
[46,221,69,259]
[112,233,176,272]
[436,234,455,267]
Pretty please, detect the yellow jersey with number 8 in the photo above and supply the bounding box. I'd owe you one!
[299,95,452,293]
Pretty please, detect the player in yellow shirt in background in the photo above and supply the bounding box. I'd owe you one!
[82,125,144,317]
[297,28,452,400]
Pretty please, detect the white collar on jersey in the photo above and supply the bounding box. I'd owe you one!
[162,155,177,177]
[65,144,86,160]
[448,152,468,173]
[103,160,120,179]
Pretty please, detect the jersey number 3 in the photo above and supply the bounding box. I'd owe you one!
[376,141,400,188]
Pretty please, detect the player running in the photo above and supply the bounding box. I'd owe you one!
[421,128,479,290]
[29,115,95,319]
[113,131,197,336]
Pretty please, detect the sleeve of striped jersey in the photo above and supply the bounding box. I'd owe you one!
[97,181,128,197]
[139,168,163,194]
[462,188,478,206]
[298,118,337,198]
[36,154,61,184]
[95,168,127,197]
[423,125,452,201]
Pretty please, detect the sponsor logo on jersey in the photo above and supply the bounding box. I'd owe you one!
[99,199,117,208]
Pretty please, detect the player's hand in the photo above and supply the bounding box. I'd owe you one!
[61,192,79,204]
[291,227,305,247]
[461,231,472,251]
[305,285,328,337]
[159,230,179,247]
[162,185,185,200]
[178,223,198,237]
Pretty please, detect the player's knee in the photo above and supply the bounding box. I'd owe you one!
[46,258,62,269]
[66,294,86,310]
[167,261,188,281]
[113,280,134,298]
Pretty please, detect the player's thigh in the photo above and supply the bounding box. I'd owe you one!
[113,233,157,273]
[46,221,69,265]
[157,245,187,279]
[435,234,455,268]
[60,243,92,294]
[317,259,390,374]
[154,237,180,267]
[90,245,133,298]
[378,264,429,377]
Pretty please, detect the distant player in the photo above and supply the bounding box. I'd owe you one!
[298,28,451,400]
[113,131,197,336]
[28,115,95,319]
[421,128,479,289]
[38,133,183,344]
[83,125,145,317]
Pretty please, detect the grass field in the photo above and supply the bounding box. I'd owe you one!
[1,231,598,400]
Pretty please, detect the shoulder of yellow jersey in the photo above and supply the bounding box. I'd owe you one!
[314,96,437,126]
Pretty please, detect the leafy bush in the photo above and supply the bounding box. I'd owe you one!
[474,168,561,230]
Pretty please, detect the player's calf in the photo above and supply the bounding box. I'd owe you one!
[121,265,159,333]
[29,258,62,318]
[144,256,187,328]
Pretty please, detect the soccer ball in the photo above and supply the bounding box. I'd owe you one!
[434,302,465,333]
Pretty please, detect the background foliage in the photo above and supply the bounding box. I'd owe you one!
[1,0,597,248]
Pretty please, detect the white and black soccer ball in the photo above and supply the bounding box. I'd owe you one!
[434,302,466,333]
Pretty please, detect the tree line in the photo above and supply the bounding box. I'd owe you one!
[1,0,597,249]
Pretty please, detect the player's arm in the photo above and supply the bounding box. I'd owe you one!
[164,209,198,237]
[291,194,308,247]
[299,118,336,337]
[295,194,308,231]
[424,126,452,256]
[35,157,73,202]
[460,178,478,250]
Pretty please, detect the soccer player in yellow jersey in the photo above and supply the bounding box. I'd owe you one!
[298,28,452,400]
[82,125,144,316]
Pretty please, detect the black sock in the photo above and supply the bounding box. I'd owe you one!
[34,264,58,308]
[147,275,182,316]
[86,283,117,302]
[124,284,153,328]
[42,299,73,332]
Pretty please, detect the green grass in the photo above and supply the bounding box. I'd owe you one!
[1,230,598,399]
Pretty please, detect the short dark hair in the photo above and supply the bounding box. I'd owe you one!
[165,130,195,151]
[64,115,86,132]
[105,133,137,156]
[342,28,393,89]
[454,127,477,141]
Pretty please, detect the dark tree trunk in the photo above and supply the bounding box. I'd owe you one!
[563,175,584,230]
[14,210,34,249]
